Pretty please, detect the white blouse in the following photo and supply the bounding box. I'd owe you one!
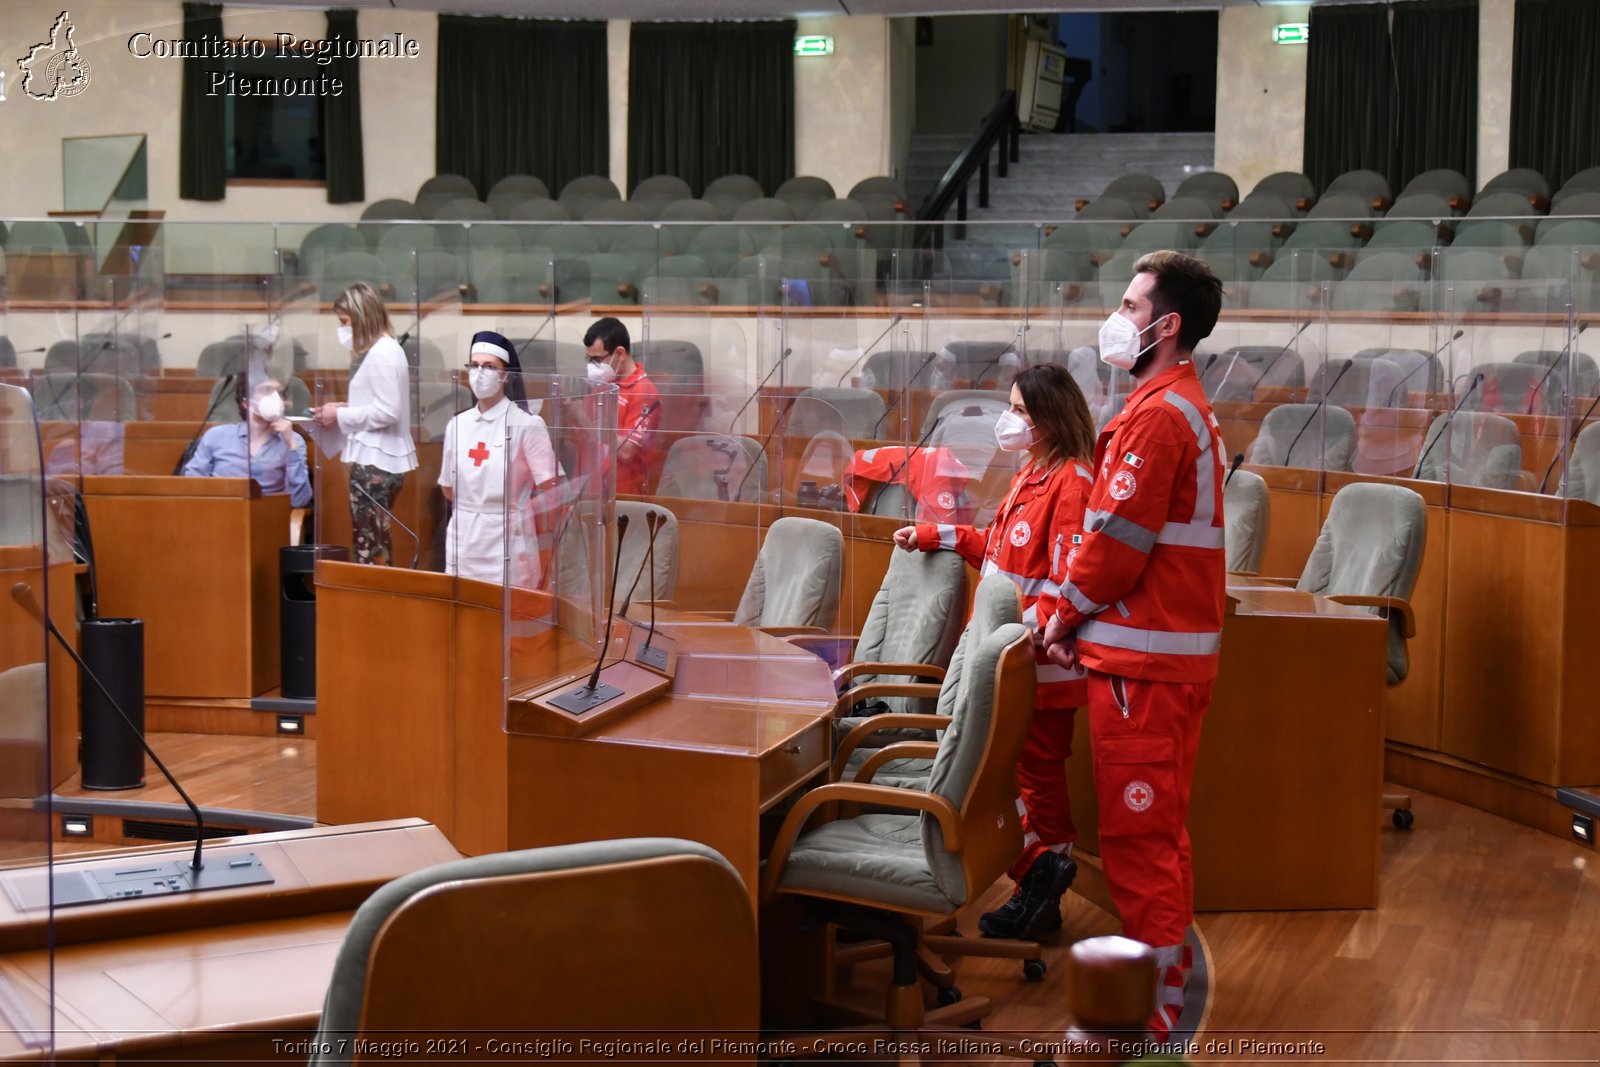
[336,335,418,474]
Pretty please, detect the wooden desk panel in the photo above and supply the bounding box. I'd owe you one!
[83,477,288,699]
[0,820,459,1061]
[1439,496,1600,785]
[312,441,444,568]
[1067,587,1387,910]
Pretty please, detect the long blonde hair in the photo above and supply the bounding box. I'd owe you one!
[332,281,393,355]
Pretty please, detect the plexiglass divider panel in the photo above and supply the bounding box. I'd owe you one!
[0,382,57,1056]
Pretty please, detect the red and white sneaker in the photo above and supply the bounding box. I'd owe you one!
[1146,943,1189,1041]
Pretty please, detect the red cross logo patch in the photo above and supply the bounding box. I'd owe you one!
[1009,519,1032,547]
[468,441,490,467]
[936,490,956,512]
[1110,469,1138,500]
[1124,780,1154,813]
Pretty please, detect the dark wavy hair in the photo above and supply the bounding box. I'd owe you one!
[1012,364,1096,468]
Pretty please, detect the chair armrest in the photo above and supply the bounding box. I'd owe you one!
[832,661,947,688]
[830,683,944,718]
[760,781,963,902]
[1245,575,1300,587]
[846,741,941,785]
[1326,594,1416,638]
[765,625,826,638]
[834,713,951,771]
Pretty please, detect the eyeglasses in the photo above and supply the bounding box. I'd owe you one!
[463,363,504,371]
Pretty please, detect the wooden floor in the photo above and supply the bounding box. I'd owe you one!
[55,732,317,819]
[51,737,1600,1063]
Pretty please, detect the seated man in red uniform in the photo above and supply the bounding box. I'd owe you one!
[583,318,661,496]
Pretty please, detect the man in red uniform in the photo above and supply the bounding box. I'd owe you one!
[1040,251,1226,1038]
[584,318,661,496]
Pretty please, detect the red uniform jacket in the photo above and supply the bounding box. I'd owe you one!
[1051,360,1227,683]
[916,457,1094,708]
[615,365,661,496]
[846,446,969,523]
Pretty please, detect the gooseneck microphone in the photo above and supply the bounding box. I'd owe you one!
[727,347,795,433]
[1526,322,1590,415]
[173,372,238,474]
[735,395,797,503]
[1282,360,1354,466]
[1223,453,1245,489]
[1384,330,1465,407]
[12,583,211,877]
[350,478,421,569]
[618,510,659,619]
[835,314,905,387]
[547,514,632,714]
[1539,390,1600,493]
[1414,372,1484,476]
[1257,320,1312,387]
[870,349,943,438]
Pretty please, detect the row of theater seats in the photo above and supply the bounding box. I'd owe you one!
[1024,164,1600,312]
[370,172,911,225]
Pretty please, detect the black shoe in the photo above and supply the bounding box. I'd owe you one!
[1012,851,1078,940]
[979,892,1025,938]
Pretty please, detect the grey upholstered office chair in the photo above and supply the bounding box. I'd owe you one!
[1412,411,1523,488]
[762,576,1039,1044]
[789,387,889,439]
[733,516,843,630]
[310,839,756,1067]
[1294,482,1426,827]
[612,501,680,607]
[655,435,766,502]
[1296,482,1425,685]
[834,545,967,718]
[1246,403,1357,470]
[1560,423,1600,504]
[1223,468,1269,574]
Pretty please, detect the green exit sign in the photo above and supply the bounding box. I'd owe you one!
[794,35,834,56]
[1273,23,1310,45]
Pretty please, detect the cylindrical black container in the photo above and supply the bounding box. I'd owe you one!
[280,545,349,699]
[80,617,144,790]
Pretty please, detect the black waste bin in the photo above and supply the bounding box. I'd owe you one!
[281,545,349,699]
[81,617,144,790]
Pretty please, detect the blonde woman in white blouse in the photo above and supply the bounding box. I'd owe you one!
[313,281,419,565]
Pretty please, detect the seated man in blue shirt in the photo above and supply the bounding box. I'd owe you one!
[183,375,312,506]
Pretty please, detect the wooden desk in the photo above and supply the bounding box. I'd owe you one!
[82,476,289,700]
[0,819,461,1061]
[1067,585,1389,910]
[315,563,837,908]
[1437,490,1600,785]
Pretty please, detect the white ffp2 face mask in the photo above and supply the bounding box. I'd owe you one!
[1098,311,1171,371]
[336,324,354,351]
[586,359,617,384]
[469,367,503,401]
[994,409,1035,452]
[253,391,284,421]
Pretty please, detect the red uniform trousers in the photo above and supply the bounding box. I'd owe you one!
[1009,704,1077,883]
[1087,669,1210,949]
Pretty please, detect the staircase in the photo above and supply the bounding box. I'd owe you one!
[908,131,1216,281]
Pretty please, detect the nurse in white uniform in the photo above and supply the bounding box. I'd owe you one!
[438,331,559,586]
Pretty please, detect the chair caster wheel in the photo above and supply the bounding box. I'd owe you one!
[1393,808,1415,829]
[936,984,963,1006]
[1023,958,1047,981]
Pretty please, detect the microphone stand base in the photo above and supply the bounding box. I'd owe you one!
[15,853,275,911]
[547,681,626,715]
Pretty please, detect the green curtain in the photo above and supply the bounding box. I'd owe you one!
[1303,3,1394,195]
[178,2,225,201]
[435,16,608,199]
[1392,0,1479,192]
[324,9,365,203]
[627,21,796,197]
[1510,0,1600,190]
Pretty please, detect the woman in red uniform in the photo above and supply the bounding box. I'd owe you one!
[893,363,1097,939]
